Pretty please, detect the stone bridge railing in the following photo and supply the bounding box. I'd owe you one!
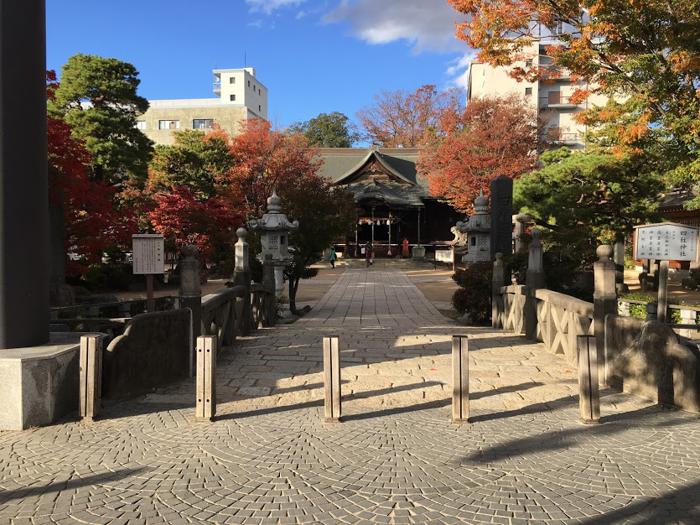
[535,289,594,364]
[495,283,594,365]
[491,240,699,413]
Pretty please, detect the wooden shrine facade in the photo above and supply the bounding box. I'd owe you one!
[316,148,461,257]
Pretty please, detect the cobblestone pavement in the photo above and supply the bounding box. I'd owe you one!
[2,269,700,525]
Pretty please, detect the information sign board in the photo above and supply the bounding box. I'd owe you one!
[634,223,698,261]
[132,234,165,275]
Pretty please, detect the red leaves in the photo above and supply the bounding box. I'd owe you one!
[148,186,241,257]
[418,95,538,213]
[48,70,134,273]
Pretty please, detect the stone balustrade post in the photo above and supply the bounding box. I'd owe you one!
[79,334,103,422]
[323,336,342,423]
[594,245,617,385]
[452,335,470,424]
[492,253,505,329]
[525,229,545,340]
[232,228,252,336]
[195,335,216,422]
[179,245,201,377]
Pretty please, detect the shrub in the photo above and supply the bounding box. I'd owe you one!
[452,262,492,324]
[82,262,134,291]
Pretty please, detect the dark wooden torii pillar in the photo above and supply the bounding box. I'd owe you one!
[0,0,49,348]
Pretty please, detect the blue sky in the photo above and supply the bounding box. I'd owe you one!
[47,0,472,129]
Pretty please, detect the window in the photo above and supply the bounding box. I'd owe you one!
[158,120,180,130]
[471,237,477,247]
[230,94,236,101]
[525,87,533,96]
[229,76,235,84]
[259,105,262,112]
[525,59,533,68]
[248,80,250,87]
[136,120,147,130]
[193,119,214,130]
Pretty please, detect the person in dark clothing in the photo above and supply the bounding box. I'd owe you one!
[365,242,373,268]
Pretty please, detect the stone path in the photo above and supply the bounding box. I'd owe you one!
[1,269,700,524]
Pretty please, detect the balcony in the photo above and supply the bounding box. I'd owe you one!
[539,93,579,109]
[544,128,583,145]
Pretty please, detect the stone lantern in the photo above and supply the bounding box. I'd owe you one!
[249,190,299,316]
[455,190,491,264]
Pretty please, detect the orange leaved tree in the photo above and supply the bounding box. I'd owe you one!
[418,95,538,213]
[357,85,463,148]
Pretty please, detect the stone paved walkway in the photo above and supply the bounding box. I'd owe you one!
[2,269,700,525]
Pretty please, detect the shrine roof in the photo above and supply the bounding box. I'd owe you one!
[316,148,425,188]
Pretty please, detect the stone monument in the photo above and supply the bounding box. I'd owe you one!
[490,176,513,258]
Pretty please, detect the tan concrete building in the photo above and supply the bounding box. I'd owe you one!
[138,67,268,145]
[469,42,609,149]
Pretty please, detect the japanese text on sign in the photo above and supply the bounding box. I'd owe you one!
[132,234,165,274]
[635,223,699,262]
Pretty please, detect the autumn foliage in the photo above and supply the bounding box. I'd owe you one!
[47,71,135,275]
[419,95,538,212]
[357,85,462,148]
[448,1,700,155]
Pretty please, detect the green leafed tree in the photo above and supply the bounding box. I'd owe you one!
[282,177,355,315]
[288,112,360,148]
[49,54,154,186]
[515,148,662,248]
[147,130,234,199]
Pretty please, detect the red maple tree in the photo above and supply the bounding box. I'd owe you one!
[47,71,134,275]
[418,95,538,212]
[148,186,242,259]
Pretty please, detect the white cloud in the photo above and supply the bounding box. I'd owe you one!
[446,52,476,93]
[325,0,463,52]
[246,0,308,15]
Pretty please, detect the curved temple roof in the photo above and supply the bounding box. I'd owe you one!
[316,148,429,209]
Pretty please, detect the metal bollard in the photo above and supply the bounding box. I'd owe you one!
[452,335,470,423]
[323,336,342,423]
[195,336,217,421]
[79,334,103,422]
[577,335,600,424]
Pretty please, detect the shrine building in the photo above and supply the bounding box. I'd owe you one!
[316,147,462,257]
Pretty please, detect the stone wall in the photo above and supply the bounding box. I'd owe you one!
[103,309,191,399]
[605,315,700,413]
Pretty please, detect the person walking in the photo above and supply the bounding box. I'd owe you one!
[365,242,373,268]
[328,248,337,269]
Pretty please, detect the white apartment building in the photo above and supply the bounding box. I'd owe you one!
[138,67,268,145]
[468,42,609,149]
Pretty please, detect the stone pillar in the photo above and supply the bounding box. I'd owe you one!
[0,0,50,349]
[577,335,600,424]
[525,229,545,340]
[513,213,531,254]
[490,176,513,259]
[451,335,470,424]
[613,238,628,294]
[232,228,252,336]
[322,336,342,423]
[594,245,617,384]
[195,335,216,422]
[492,253,505,329]
[179,245,201,376]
